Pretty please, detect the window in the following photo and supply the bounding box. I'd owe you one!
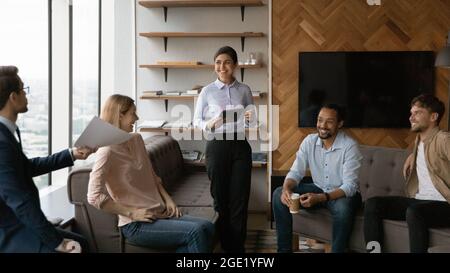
[72,0,100,166]
[0,0,50,189]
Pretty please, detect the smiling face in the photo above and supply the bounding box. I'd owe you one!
[119,104,139,133]
[409,103,437,133]
[214,53,236,84]
[316,107,342,139]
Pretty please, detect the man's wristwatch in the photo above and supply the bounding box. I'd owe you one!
[324,192,330,202]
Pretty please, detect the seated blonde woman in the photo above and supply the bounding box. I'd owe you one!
[87,94,214,253]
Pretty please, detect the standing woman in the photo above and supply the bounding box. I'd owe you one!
[193,46,255,253]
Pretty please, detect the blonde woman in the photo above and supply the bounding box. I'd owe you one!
[88,94,214,253]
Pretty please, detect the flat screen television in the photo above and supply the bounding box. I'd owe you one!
[298,51,435,128]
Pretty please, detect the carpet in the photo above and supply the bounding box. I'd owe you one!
[245,229,327,253]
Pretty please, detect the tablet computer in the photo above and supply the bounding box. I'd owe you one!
[221,108,245,124]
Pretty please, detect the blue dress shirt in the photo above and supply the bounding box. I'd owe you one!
[193,79,255,137]
[286,131,363,197]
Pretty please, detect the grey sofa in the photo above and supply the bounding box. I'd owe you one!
[67,135,217,253]
[292,145,450,252]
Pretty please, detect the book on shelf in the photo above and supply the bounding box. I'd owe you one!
[181,150,201,161]
[156,61,202,65]
[186,84,203,95]
[252,152,267,164]
[186,90,200,95]
[163,121,192,128]
[164,91,181,96]
[137,120,167,129]
[180,92,194,96]
[142,90,163,97]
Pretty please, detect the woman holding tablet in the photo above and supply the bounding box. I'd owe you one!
[193,46,256,253]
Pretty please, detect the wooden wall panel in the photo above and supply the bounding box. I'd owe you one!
[272,0,450,171]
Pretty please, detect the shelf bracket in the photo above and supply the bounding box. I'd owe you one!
[241,37,245,52]
[240,6,245,22]
[164,68,168,82]
[164,99,168,112]
[240,68,245,82]
[163,7,168,22]
[164,37,168,52]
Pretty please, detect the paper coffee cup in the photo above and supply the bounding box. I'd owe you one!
[289,193,300,213]
[66,241,81,253]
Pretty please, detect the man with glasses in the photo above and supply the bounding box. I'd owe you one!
[0,66,95,253]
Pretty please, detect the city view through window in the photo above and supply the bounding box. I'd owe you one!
[0,0,99,188]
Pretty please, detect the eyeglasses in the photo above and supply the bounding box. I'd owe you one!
[22,86,30,94]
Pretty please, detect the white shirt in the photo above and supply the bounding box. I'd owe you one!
[0,115,20,142]
[415,141,446,201]
[193,79,256,139]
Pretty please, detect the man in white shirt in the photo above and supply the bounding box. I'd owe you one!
[364,94,450,253]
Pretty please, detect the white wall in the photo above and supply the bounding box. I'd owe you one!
[101,0,135,106]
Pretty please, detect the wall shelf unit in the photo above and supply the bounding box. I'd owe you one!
[139,63,263,82]
[136,0,269,213]
[139,32,264,51]
[139,127,260,137]
[138,0,264,22]
[141,93,265,111]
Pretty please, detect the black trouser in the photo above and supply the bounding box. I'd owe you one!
[364,196,450,253]
[205,139,252,253]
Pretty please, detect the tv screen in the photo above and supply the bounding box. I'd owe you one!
[298,51,435,128]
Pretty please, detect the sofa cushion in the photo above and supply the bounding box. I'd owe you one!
[359,145,409,201]
[293,206,450,252]
[166,172,213,207]
[293,208,410,252]
[179,206,218,223]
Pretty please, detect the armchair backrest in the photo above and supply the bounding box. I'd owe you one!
[67,165,121,253]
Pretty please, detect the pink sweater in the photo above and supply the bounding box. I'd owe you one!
[88,133,168,226]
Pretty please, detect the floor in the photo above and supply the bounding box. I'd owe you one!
[247,212,271,230]
[213,212,329,253]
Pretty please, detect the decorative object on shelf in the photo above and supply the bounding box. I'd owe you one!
[245,52,258,65]
[251,152,267,164]
[181,150,202,161]
[138,0,264,22]
[142,90,163,96]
